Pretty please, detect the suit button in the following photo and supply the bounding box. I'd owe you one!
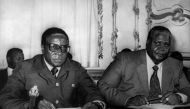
[55,100,59,104]
[56,83,59,86]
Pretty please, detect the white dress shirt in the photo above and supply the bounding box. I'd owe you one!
[146,53,162,89]
[7,67,13,76]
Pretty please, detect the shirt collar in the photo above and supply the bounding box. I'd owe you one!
[146,51,162,68]
[7,67,13,76]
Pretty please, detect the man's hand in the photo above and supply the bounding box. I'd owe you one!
[38,99,56,109]
[126,95,148,106]
[82,102,99,109]
[161,92,182,105]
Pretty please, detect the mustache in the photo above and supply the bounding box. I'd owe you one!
[154,47,169,54]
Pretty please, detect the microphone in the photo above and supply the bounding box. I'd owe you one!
[29,85,39,109]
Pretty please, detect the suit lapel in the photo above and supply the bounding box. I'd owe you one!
[57,58,70,80]
[137,50,149,95]
[35,56,70,82]
[34,55,55,82]
[161,59,173,94]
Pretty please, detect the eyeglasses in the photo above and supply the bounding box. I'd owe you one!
[46,43,70,53]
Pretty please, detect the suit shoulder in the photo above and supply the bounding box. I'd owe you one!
[69,60,83,67]
[167,57,183,66]
[116,49,145,60]
[167,57,182,63]
[69,60,86,71]
[17,54,42,69]
[0,68,7,72]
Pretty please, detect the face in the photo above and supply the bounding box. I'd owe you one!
[43,33,69,67]
[147,32,171,64]
[10,52,24,69]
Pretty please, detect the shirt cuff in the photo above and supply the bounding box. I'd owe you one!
[177,93,188,103]
[92,100,106,109]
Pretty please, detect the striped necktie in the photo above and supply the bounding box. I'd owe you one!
[148,65,162,100]
[51,67,58,77]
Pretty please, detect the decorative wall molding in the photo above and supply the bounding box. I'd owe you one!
[146,0,190,27]
[97,0,103,59]
[146,0,190,55]
[150,4,190,26]
[133,0,141,50]
[146,0,153,30]
[111,0,118,58]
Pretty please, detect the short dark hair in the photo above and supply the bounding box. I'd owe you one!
[6,48,23,65]
[41,27,69,46]
[146,26,172,47]
[6,48,23,59]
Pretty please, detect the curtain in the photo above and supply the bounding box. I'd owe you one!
[0,0,99,68]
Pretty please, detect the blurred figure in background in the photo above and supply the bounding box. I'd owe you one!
[170,51,190,83]
[170,51,190,82]
[184,67,190,83]
[170,51,183,61]
[0,48,24,91]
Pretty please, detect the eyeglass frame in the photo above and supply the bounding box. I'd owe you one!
[46,42,70,53]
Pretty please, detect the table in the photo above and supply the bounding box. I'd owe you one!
[129,103,190,109]
[57,107,81,109]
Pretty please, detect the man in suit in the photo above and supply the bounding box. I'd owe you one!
[98,26,190,108]
[0,48,24,91]
[0,27,105,109]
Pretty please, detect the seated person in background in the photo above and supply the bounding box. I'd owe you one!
[170,51,183,61]
[0,27,105,109]
[98,26,190,108]
[0,48,24,91]
[183,66,190,83]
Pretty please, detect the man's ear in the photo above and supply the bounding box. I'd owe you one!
[41,45,44,53]
[6,57,12,68]
[7,57,10,64]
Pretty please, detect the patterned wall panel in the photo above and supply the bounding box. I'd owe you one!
[147,0,190,54]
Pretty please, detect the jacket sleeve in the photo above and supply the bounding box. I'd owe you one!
[77,67,105,104]
[177,61,190,102]
[97,54,131,107]
[0,64,29,109]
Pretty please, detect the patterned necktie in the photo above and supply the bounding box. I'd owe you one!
[148,65,162,99]
[51,67,58,77]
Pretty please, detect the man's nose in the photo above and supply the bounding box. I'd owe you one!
[157,47,169,53]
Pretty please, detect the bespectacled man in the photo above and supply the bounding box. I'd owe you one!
[0,27,105,109]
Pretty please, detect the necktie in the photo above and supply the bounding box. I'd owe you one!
[51,67,58,77]
[148,65,162,99]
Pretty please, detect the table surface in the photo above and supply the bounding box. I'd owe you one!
[57,107,81,109]
[129,103,190,109]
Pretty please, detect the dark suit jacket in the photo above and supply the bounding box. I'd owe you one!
[0,54,103,109]
[98,49,190,107]
[0,68,8,91]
